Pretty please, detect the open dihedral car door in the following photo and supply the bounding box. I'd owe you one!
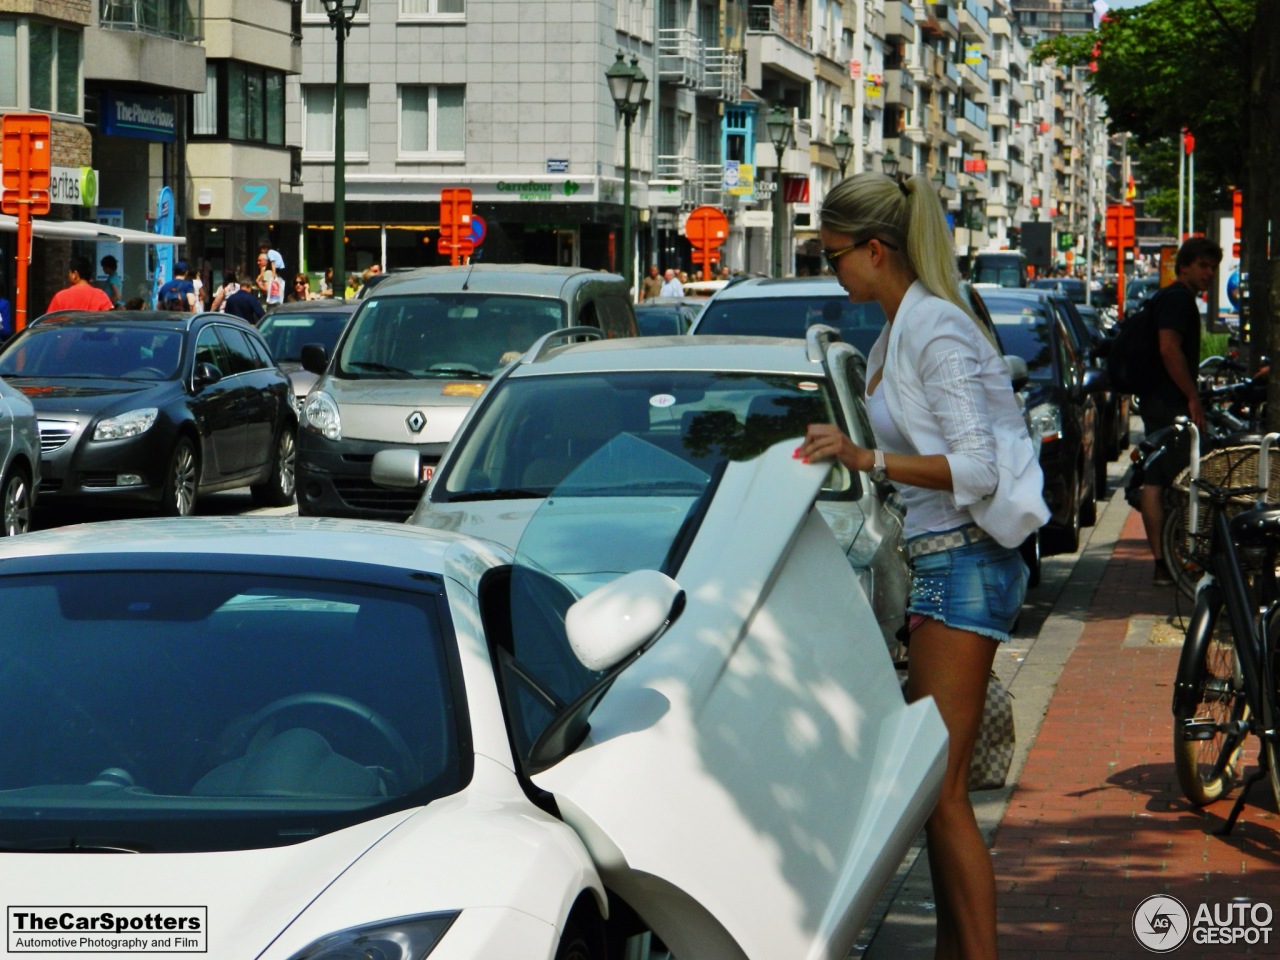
[528,443,948,960]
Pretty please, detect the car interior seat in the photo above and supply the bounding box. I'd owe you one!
[520,385,624,489]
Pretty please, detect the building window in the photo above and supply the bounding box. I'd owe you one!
[190,61,287,146]
[0,21,17,109]
[304,84,369,156]
[398,85,465,157]
[400,0,466,15]
[28,21,81,117]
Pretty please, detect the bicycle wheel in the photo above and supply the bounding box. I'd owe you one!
[1172,596,1249,805]
[1161,497,1200,601]
[1264,607,1280,813]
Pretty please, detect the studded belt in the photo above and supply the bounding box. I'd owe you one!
[905,524,991,560]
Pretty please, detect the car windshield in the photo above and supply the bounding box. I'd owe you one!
[991,311,1056,383]
[334,294,568,380]
[439,370,840,502]
[973,260,1024,287]
[0,326,184,380]
[0,565,467,852]
[258,311,350,362]
[1031,279,1086,304]
[696,296,888,357]
[635,308,690,336]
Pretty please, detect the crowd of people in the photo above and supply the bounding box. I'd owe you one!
[23,237,385,327]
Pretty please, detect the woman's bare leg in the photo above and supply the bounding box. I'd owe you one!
[907,618,1000,960]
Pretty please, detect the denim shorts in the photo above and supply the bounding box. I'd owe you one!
[906,531,1028,643]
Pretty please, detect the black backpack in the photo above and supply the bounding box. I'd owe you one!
[1105,290,1163,395]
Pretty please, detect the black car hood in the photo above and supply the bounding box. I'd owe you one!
[11,378,172,414]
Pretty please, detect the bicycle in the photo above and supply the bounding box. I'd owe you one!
[1171,426,1280,831]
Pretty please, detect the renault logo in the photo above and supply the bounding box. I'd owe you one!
[406,411,427,433]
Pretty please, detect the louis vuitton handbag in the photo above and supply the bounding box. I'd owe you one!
[969,673,1015,791]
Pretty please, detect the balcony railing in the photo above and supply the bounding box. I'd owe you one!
[658,29,742,101]
[655,154,724,209]
[100,0,204,42]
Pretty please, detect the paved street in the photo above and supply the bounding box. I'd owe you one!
[858,451,1280,959]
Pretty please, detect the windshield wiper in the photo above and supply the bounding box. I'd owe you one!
[345,361,414,377]
[424,367,492,380]
[0,836,145,853]
[447,488,546,502]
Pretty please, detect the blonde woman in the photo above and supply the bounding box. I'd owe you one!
[795,171,1044,960]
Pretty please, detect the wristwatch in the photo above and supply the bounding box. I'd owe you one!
[870,449,889,484]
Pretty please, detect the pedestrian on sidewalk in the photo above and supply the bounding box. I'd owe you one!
[797,170,1045,960]
[47,257,115,313]
[1136,236,1221,584]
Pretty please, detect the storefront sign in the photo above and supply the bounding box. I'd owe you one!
[233,179,280,220]
[649,180,682,208]
[1,164,98,207]
[494,179,587,201]
[100,92,178,143]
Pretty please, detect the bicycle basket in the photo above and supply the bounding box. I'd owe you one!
[1170,444,1280,566]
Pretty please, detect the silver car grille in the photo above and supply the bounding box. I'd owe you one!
[38,420,78,454]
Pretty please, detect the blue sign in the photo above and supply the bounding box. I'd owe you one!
[151,186,175,309]
[546,158,569,174]
[234,179,280,221]
[100,92,178,143]
[467,215,487,247]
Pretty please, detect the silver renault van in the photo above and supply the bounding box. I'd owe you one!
[296,265,636,519]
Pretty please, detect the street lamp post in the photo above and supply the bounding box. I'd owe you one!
[881,149,900,179]
[322,0,361,299]
[766,105,793,279]
[605,52,647,292]
[833,129,854,180]
[961,184,985,266]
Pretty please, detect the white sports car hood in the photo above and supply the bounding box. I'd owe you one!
[0,811,416,958]
[1,758,602,960]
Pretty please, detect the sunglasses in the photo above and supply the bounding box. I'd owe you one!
[822,237,899,270]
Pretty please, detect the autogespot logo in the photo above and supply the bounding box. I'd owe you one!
[1133,895,1190,953]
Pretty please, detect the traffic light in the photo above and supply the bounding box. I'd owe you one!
[1007,226,1021,249]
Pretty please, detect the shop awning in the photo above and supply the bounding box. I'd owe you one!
[0,214,185,245]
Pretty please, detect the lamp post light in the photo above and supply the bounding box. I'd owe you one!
[961,185,985,265]
[766,104,793,279]
[321,0,361,299]
[605,52,647,292]
[833,129,854,180]
[881,149,900,179]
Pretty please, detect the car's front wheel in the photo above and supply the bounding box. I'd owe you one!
[160,437,199,517]
[251,427,297,507]
[0,464,32,536]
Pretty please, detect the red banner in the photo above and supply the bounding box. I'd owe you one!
[782,175,809,204]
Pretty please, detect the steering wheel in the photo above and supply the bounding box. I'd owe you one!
[239,692,420,790]
[429,362,480,374]
[125,367,167,379]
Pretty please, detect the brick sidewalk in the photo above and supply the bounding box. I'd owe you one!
[994,509,1280,958]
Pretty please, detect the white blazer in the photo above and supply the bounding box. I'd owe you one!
[867,280,1047,544]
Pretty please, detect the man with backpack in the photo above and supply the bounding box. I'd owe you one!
[1132,236,1221,583]
[157,261,197,312]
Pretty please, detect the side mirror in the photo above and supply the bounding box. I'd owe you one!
[371,448,424,489]
[565,569,684,672]
[1082,367,1110,394]
[301,343,329,375]
[1003,355,1030,391]
[192,363,222,389]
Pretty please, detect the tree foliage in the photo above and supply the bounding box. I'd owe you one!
[1034,0,1257,216]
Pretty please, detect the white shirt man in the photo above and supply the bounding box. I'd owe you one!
[659,269,684,297]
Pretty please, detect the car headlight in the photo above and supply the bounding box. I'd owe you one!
[1029,402,1062,443]
[302,391,342,441]
[287,913,457,960]
[93,408,158,441]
